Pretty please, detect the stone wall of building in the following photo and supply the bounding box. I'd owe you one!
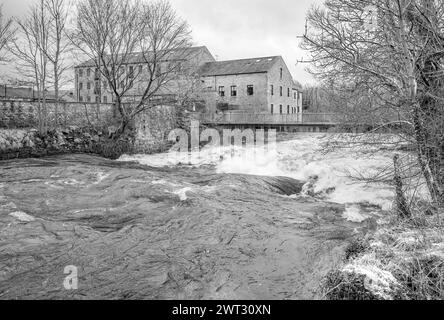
[201,73,269,113]
[267,57,302,115]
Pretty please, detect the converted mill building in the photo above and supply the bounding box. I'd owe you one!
[199,56,303,114]
[74,46,215,104]
[74,46,303,115]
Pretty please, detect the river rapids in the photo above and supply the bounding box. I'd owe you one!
[0,133,396,299]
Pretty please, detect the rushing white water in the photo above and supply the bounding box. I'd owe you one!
[120,133,400,211]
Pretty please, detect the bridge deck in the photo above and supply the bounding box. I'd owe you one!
[199,112,338,126]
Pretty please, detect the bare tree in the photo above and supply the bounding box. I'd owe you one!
[301,0,444,211]
[42,0,71,125]
[0,4,15,62]
[71,0,192,137]
[10,0,51,134]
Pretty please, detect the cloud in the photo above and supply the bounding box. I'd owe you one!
[1,0,323,85]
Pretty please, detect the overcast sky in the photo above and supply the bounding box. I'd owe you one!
[1,0,323,86]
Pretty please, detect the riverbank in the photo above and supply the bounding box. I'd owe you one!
[322,213,444,300]
[0,127,134,160]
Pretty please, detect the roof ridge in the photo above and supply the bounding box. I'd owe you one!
[210,56,280,63]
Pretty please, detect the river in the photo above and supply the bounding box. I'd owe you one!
[0,133,396,299]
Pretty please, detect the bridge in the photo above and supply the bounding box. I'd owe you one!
[198,112,339,132]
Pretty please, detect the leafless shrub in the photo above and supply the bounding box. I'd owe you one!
[301,0,444,214]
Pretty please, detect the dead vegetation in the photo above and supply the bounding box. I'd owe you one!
[322,213,444,300]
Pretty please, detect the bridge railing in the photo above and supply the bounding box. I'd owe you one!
[199,112,338,125]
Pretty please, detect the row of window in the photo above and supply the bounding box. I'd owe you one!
[271,104,301,114]
[218,85,254,97]
[270,85,300,99]
[79,80,134,91]
[216,84,301,100]
[78,65,144,78]
[79,96,109,103]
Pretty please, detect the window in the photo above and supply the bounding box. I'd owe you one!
[87,68,91,77]
[79,96,83,102]
[156,65,162,78]
[129,66,134,78]
[280,68,283,80]
[79,82,83,90]
[103,96,108,103]
[288,88,290,97]
[270,85,274,95]
[280,86,283,96]
[231,85,237,97]
[87,96,91,102]
[79,69,83,77]
[95,96,100,103]
[247,85,254,96]
[279,105,282,114]
[271,104,274,114]
[218,86,225,97]
[87,82,91,90]
[287,105,290,114]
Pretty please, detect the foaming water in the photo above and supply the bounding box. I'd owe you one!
[120,133,401,210]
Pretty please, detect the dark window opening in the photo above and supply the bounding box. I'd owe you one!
[231,85,237,97]
[218,86,225,97]
[271,104,274,114]
[247,85,254,96]
[279,105,282,114]
[129,66,134,78]
[280,68,283,80]
[271,85,274,95]
[280,86,283,96]
[287,105,290,114]
[288,88,290,97]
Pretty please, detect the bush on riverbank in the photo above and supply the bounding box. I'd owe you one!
[322,213,444,300]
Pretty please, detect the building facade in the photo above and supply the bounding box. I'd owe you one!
[74,47,303,116]
[74,46,215,104]
[199,56,303,115]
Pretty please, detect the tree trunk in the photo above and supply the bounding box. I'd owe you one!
[394,154,411,219]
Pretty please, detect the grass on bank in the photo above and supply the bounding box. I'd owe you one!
[322,212,444,300]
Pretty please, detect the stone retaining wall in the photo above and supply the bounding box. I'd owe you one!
[0,100,116,129]
[0,100,185,158]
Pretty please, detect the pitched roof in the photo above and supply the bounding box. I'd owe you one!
[76,46,209,68]
[198,56,280,76]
